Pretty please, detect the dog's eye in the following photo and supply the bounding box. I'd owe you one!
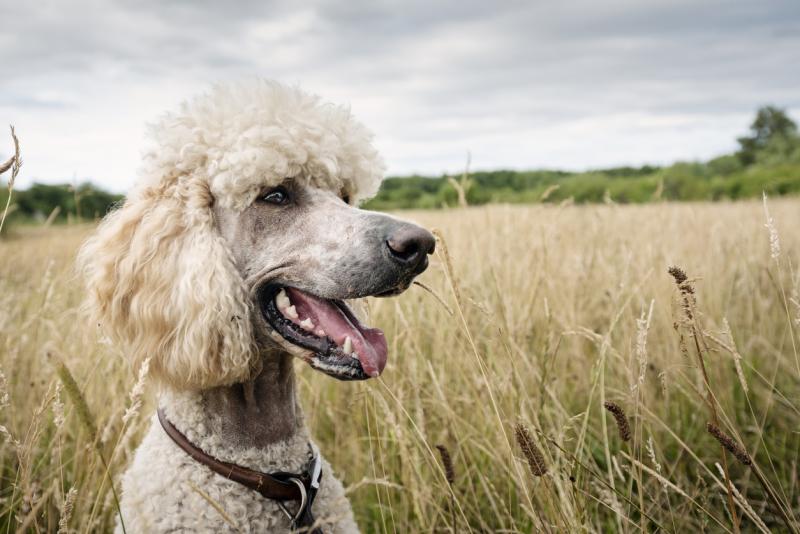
[342,194,351,204]
[259,187,290,205]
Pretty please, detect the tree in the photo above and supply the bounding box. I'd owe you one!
[737,105,798,165]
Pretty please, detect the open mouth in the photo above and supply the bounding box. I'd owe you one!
[260,286,388,380]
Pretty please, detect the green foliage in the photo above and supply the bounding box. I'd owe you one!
[0,182,123,228]
[364,159,800,209]
[365,106,800,210]
[736,105,798,165]
[707,154,742,176]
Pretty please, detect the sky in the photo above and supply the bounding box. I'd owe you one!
[1,0,798,193]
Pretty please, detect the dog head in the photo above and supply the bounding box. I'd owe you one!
[78,81,433,390]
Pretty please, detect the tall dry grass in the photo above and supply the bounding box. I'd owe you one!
[1,200,799,532]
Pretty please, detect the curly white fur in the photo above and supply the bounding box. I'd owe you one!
[79,80,386,533]
[141,80,385,211]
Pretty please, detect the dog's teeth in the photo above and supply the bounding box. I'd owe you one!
[316,329,326,337]
[275,289,291,309]
[350,351,359,360]
[299,318,314,331]
[342,336,352,354]
[285,305,298,320]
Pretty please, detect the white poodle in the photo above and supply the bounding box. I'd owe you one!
[78,80,435,533]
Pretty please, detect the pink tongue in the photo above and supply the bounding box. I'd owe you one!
[285,288,388,377]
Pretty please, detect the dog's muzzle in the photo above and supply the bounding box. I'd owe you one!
[258,220,435,380]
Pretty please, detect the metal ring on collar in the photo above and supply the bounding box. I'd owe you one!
[277,477,308,526]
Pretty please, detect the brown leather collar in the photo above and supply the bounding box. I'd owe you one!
[157,408,323,532]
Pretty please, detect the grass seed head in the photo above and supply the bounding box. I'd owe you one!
[706,423,751,466]
[51,353,98,443]
[762,192,781,261]
[436,445,456,485]
[603,401,631,442]
[668,266,687,285]
[58,486,78,534]
[668,265,695,294]
[514,424,548,477]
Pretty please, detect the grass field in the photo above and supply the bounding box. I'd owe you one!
[1,199,799,533]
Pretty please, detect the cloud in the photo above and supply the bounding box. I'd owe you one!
[0,0,798,191]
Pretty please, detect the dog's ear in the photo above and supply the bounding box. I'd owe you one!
[78,175,256,390]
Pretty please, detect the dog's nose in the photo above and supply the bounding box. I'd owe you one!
[386,224,435,270]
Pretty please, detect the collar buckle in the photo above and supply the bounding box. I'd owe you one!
[278,477,308,527]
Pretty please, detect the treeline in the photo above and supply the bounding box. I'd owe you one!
[364,105,800,209]
[0,183,123,225]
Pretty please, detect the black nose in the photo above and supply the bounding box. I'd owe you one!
[386,224,436,270]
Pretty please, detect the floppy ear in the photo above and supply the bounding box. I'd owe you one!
[78,175,256,390]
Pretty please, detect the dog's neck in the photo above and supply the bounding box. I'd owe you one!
[161,351,310,469]
[205,351,303,446]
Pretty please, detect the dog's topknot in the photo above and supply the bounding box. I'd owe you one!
[137,80,386,209]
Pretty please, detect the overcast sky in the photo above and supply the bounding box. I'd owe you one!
[1,0,798,192]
